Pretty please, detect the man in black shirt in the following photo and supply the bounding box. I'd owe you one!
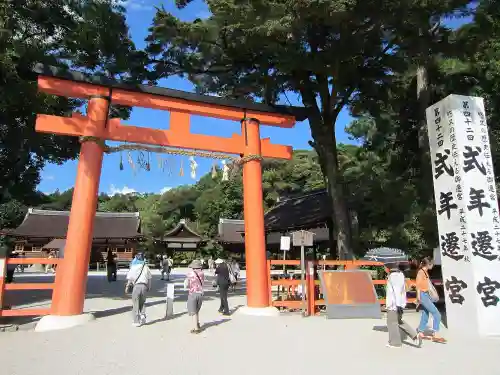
[215,258,230,315]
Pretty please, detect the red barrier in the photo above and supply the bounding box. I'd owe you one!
[0,258,61,317]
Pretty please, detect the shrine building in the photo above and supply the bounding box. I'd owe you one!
[6,208,143,266]
[218,189,331,256]
[154,219,207,254]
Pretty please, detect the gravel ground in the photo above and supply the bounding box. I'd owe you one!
[1,269,500,375]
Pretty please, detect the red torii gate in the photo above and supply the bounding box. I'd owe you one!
[33,65,302,328]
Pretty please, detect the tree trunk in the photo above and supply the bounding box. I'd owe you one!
[416,64,433,204]
[323,146,354,260]
[311,124,354,260]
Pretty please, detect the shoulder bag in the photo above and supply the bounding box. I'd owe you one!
[194,271,204,295]
[424,270,439,303]
[125,262,146,294]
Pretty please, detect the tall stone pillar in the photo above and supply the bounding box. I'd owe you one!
[427,94,500,337]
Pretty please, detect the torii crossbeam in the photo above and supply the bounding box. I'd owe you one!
[32,65,303,328]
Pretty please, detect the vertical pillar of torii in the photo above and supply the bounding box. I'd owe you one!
[427,94,500,337]
[241,118,271,310]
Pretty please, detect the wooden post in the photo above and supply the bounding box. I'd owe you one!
[50,97,109,316]
[242,118,269,308]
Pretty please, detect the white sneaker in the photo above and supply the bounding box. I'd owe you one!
[386,344,401,348]
[140,315,147,325]
[132,322,141,327]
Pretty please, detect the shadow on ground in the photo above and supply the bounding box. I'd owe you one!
[1,272,247,327]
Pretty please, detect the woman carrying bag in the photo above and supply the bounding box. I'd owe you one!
[416,257,446,343]
[386,262,421,348]
[125,253,152,327]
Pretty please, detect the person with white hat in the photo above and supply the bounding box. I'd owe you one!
[214,258,231,315]
[184,259,205,334]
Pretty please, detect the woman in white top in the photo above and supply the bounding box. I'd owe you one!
[126,253,152,327]
[386,262,421,348]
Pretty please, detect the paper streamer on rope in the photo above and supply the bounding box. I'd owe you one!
[221,160,229,181]
[189,156,198,179]
[127,151,136,174]
[156,154,163,171]
[179,158,184,177]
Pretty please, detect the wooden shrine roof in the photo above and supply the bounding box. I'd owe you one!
[157,219,205,243]
[9,209,142,239]
[33,64,308,122]
[264,189,331,232]
[217,217,330,244]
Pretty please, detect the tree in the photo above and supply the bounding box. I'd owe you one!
[455,0,500,179]
[0,1,147,206]
[145,0,472,259]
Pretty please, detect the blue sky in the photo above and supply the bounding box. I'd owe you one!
[37,0,469,196]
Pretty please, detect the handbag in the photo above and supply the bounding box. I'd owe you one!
[427,277,439,303]
[125,262,146,294]
[422,270,439,302]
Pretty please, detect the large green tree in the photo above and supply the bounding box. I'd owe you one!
[0,1,147,211]
[145,0,471,258]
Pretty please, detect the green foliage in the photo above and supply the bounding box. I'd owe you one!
[0,1,147,206]
[0,200,27,230]
[144,0,473,258]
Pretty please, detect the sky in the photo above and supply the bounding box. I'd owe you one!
[36,0,470,196]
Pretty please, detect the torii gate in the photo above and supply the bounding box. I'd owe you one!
[33,65,301,329]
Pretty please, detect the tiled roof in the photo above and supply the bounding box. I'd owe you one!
[218,219,245,244]
[159,219,205,243]
[264,189,331,232]
[10,209,142,239]
[217,217,330,244]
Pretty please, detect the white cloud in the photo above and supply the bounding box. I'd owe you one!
[109,184,137,196]
[114,0,153,11]
[160,186,172,194]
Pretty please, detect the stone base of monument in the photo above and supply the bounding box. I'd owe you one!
[35,313,95,332]
[237,306,280,317]
[165,283,175,319]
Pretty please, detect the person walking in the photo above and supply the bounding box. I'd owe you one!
[231,260,240,281]
[106,249,117,282]
[161,254,170,281]
[125,253,152,327]
[184,259,205,334]
[386,262,421,348]
[416,257,446,343]
[215,258,230,315]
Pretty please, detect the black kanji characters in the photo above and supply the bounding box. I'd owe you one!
[471,231,497,261]
[440,232,464,261]
[467,188,491,217]
[434,149,454,179]
[445,276,468,304]
[463,146,486,175]
[438,191,458,219]
[476,277,500,307]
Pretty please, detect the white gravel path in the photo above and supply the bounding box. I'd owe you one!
[2,269,500,375]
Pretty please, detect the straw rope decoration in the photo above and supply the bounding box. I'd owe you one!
[79,137,264,178]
